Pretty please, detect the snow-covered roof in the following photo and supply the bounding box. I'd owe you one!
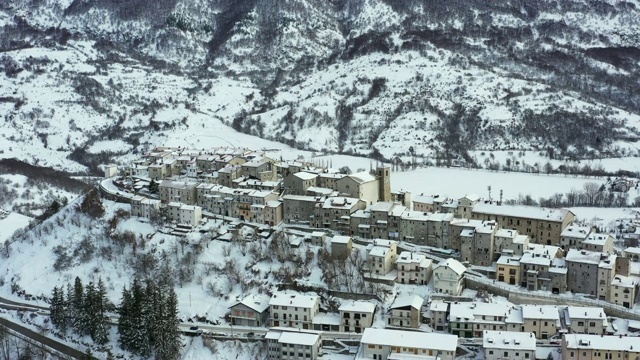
[624,247,640,256]
[561,225,592,239]
[331,235,352,244]
[311,313,341,326]
[434,258,466,275]
[412,194,439,204]
[306,186,334,195]
[369,246,391,257]
[270,293,318,308]
[360,328,457,352]
[322,197,360,209]
[347,172,377,184]
[521,305,560,320]
[428,212,455,222]
[390,295,423,310]
[565,249,616,268]
[293,172,318,180]
[278,331,319,346]
[566,306,606,321]
[514,234,529,244]
[371,239,397,248]
[583,234,612,246]
[563,334,638,351]
[495,229,517,239]
[311,231,325,237]
[450,302,515,322]
[266,200,282,207]
[400,210,430,221]
[282,195,323,202]
[612,275,639,288]
[339,301,376,314]
[496,255,520,266]
[482,331,536,350]
[519,253,551,266]
[460,194,480,202]
[396,251,428,265]
[371,202,395,212]
[429,301,448,312]
[231,294,270,313]
[472,202,573,222]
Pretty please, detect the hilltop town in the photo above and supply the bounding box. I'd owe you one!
[94,146,640,360]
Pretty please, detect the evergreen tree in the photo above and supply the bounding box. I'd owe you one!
[92,278,112,344]
[71,277,85,334]
[143,279,159,354]
[81,282,96,337]
[117,286,134,352]
[155,287,181,360]
[130,280,151,356]
[50,286,67,331]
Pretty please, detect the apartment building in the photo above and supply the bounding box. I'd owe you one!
[282,195,325,224]
[471,202,575,245]
[339,301,375,333]
[520,305,561,339]
[399,210,430,244]
[565,249,617,300]
[337,171,381,204]
[562,334,640,360]
[609,275,639,309]
[330,235,353,259]
[449,302,517,338]
[494,229,530,256]
[158,180,198,204]
[269,293,320,330]
[483,331,536,360]
[314,197,365,232]
[433,258,467,296]
[412,194,438,212]
[264,200,284,226]
[564,307,608,335]
[496,252,521,286]
[388,295,423,329]
[130,196,161,220]
[283,172,319,195]
[266,330,322,360]
[457,194,480,219]
[581,233,615,254]
[460,221,497,266]
[395,252,433,285]
[367,239,398,276]
[229,294,270,327]
[360,328,458,360]
[166,202,202,226]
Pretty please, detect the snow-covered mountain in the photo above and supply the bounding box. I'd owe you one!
[2,0,640,172]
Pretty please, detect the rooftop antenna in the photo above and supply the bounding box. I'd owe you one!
[499,189,503,205]
[488,185,492,202]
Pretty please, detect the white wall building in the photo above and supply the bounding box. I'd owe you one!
[269,293,320,330]
[433,258,467,295]
[483,331,536,360]
[360,328,458,360]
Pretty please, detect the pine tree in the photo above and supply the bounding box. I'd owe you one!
[92,278,112,345]
[71,277,85,334]
[130,280,151,356]
[117,286,134,352]
[154,287,181,360]
[144,279,158,353]
[50,286,67,331]
[81,281,96,337]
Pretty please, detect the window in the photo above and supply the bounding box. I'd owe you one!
[504,352,509,357]
[525,354,530,359]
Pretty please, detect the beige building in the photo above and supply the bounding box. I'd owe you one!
[337,171,381,204]
[412,194,438,212]
[360,328,457,360]
[269,293,320,330]
[581,233,615,254]
[217,165,241,188]
[483,331,536,360]
[317,173,345,190]
[565,249,617,300]
[471,202,575,245]
[240,157,275,181]
[387,295,423,329]
[457,194,480,219]
[609,275,639,309]
[339,301,375,333]
[158,180,198,204]
[564,307,608,335]
[264,200,284,226]
[433,258,467,296]
[395,252,433,285]
[520,305,560,339]
[266,330,322,360]
[562,334,640,360]
[496,253,521,286]
[367,239,398,276]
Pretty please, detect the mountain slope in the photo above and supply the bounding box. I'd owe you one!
[2,0,640,171]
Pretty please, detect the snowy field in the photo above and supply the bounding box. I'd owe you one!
[0,212,32,243]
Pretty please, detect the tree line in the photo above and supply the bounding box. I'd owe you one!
[50,277,181,359]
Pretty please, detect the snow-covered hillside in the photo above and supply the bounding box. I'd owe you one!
[2,0,640,172]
